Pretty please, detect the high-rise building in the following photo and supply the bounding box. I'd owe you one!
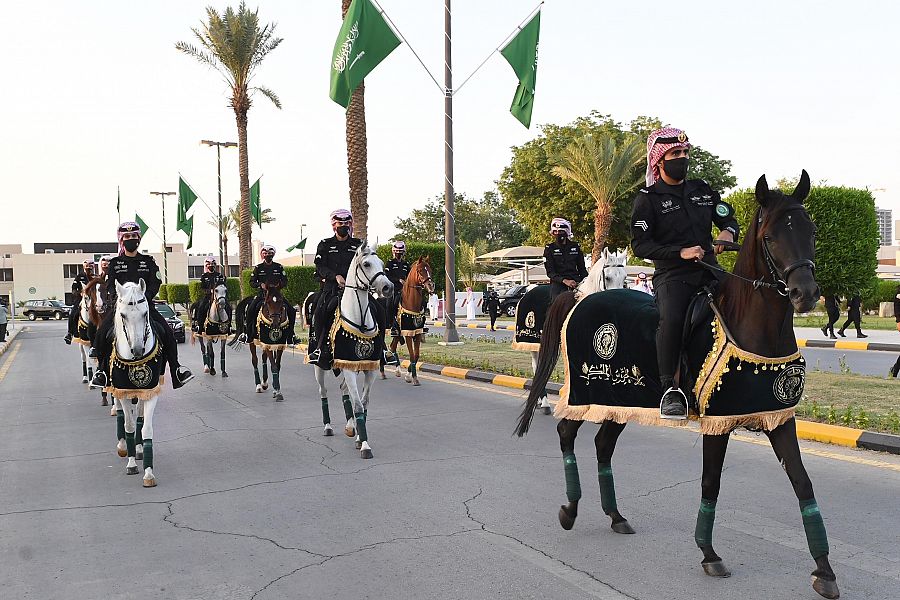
[875,208,893,246]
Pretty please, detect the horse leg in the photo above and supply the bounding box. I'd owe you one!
[81,345,89,383]
[200,339,210,373]
[411,336,422,386]
[593,420,633,533]
[262,351,269,390]
[87,360,93,386]
[208,341,216,376]
[344,374,372,459]
[121,399,139,475]
[403,336,415,383]
[765,419,838,599]
[272,351,283,402]
[251,347,262,393]
[115,397,127,457]
[139,396,158,487]
[134,403,144,461]
[533,352,551,414]
[315,367,333,436]
[219,340,227,377]
[557,418,584,530]
[695,433,731,577]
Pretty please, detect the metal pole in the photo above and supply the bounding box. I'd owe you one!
[217,145,224,266]
[300,224,306,266]
[160,194,168,285]
[442,0,459,344]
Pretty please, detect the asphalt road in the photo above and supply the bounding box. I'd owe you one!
[2,321,899,600]
[429,326,900,377]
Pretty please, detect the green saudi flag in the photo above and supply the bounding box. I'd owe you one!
[500,9,541,128]
[329,0,401,108]
[250,177,262,227]
[135,213,149,237]
[178,176,197,212]
[286,237,307,252]
[176,199,193,250]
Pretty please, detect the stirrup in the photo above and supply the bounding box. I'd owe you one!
[89,372,107,390]
[659,387,688,420]
[176,366,194,385]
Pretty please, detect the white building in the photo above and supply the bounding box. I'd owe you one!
[875,208,893,246]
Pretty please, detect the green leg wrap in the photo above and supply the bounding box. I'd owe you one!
[135,417,144,446]
[800,498,830,559]
[272,369,280,391]
[341,395,354,421]
[410,362,417,377]
[563,453,582,503]
[253,369,261,385]
[355,412,368,443]
[82,361,88,377]
[262,362,268,381]
[321,398,331,425]
[87,365,93,379]
[694,498,717,548]
[125,431,136,457]
[116,410,126,442]
[142,439,153,469]
[597,462,618,514]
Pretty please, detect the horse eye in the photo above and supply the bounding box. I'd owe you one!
[363,262,370,267]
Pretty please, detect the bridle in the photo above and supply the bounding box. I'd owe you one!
[411,261,434,293]
[342,251,386,333]
[119,293,151,355]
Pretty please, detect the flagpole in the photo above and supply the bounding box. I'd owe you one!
[150,191,176,284]
[442,0,460,345]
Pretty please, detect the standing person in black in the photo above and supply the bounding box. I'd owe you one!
[194,256,227,331]
[64,259,96,344]
[485,287,501,331]
[243,244,293,342]
[544,218,588,300]
[821,294,840,339]
[307,209,362,365]
[889,285,900,378]
[90,222,193,389]
[630,127,739,420]
[383,240,410,364]
[837,295,867,338]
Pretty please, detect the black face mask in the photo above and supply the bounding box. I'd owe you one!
[123,239,140,253]
[662,157,689,182]
[554,233,568,244]
[263,254,274,263]
[337,226,350,237]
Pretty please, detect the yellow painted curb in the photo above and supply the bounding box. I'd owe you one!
[466,323,479,328]
[400,360,411,368]
[441,366,470,379]
[834,340,869,351]
[492,374,527,389]
[796,339,807,347]
[505,325,516,331]
[795,421,863,447]
[434,321,445,327]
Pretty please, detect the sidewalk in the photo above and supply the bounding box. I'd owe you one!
[0,327,22,358]
[429,319,900,352]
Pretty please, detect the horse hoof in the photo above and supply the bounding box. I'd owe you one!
[221,372,228,378]
[203,366,210,374]
[324,424,334,436]
[542,405,551,415]
[136,450,143,461]
[209,368,216,376]
[142,477,157,488]
[412,378,420,386]
[275,393,284,402]
[110,406,117,416]
[262,383,269,390]
[610,520,635,534]
[558,505,576,530]
[394,370,401,377]
[355,439,363,450]
[812,576,840,599]
[344,426,355,437]
[126,466,139,475]
[117,447,127,458]
[702,560,731,578]
[379,372,386,380]
[82,376,89,384]
[360,448,373,459]
[101,397,108,406]
[255,385,263,393]
[404,375,412,383]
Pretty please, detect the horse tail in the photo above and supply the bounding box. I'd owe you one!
[228,296,251,345]
[514,290,577,437]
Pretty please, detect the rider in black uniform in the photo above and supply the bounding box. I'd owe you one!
[243,244,293,342]
[307,209,362,365]
[543,218,588,300]
[630,128,739,419]
[194,256,227,331]
[90,222,194,389]
[64,259,96,344]
[383,240,411,363]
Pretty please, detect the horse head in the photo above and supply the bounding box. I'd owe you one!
[413,256,435,294]
[114,279,151,358]
[351,241,393,298]
[580,248,628,295]
[753,170,819,313]
[212,283,229,322]
[262,273,286,322]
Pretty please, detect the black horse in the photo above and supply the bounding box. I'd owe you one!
[516,172,839,599]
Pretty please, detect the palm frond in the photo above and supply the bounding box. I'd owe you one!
[253,86,282,109]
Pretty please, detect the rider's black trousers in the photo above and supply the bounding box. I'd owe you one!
[93,305,179,377]
[549,281,571,301]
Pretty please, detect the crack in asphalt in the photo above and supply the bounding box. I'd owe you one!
[295,432,341,472]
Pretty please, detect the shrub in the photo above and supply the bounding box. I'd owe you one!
[167,283,191,306]
[376,242,446,292]
[862,279,898,312]
[241,266,319,307]
[157,284,168,302]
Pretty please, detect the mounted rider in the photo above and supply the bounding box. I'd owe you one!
[244,244,293,342]
[193,256,227,331]
[307,209,365,366]
[64,259,96,344]
[385,240,410,337]
[544,218,588,300]
[630,127,739,420]
[90,221,194,389]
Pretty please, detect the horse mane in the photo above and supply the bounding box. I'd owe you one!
[82,278,102,325]
[401,256,430,310]
[717,190,797,326]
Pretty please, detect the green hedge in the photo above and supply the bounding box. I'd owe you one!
[167,283,191,306]
[376,243,446,292]
[241,266,319,306]
[157,284,168,302]
[863,279,899,312]
[188,278,243,303]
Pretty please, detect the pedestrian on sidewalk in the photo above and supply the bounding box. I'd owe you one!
[465,286,476,321]
[821,294,840,339]
[890,284,900,378]
[837,294,867,338]
[0,300,8,343]
[485,287,501,331]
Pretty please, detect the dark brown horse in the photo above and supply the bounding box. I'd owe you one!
[516,172,839,599]
[390,256,434,385]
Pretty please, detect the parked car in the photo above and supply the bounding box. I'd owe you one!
[153,301,186,343]
[22,299,71,321]
[498,284,534,317]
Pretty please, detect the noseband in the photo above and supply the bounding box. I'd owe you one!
[760,206,816,297]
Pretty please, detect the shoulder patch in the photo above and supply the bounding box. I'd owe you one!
[715,203,730,217]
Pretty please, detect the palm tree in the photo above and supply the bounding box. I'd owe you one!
[551,133,645,262]
[457,240,488,290]
[342,0,369,240]
[207,202,275,271]
[177,2,283,270]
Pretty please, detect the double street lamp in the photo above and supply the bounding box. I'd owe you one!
[149,191,176,284]
[200,140,237,267]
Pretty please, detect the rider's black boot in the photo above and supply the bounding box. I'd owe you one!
[172,366,194,389]
[660,386,688,420]
[64,333,72,345]
[307,348,321,366]
[89,370,108,389]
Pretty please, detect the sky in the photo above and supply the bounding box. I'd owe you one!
[3,0,899,255]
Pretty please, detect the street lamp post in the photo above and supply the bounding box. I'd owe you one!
[201,140,238,267]
[149,191,176,284]
[300,224,306,265]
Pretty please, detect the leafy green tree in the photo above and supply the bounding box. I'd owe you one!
[177,2,283,270]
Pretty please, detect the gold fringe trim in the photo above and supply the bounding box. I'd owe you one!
[111,338,161,368]
[73,338,92,347]
[699,407,795,435]
[108,380,164,401]
[333,310,379,340]
[332,359,380,372]
[198,334,229,341]
[397,305,425,319]
[253,340,287,352]
[400,328,424,337]
[553,403,691,428]
[511,341,541,352]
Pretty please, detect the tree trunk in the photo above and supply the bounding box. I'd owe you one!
[222,234,229,271]
[343,0,369,241]
[592,201,613,263]
[236,109,252,270]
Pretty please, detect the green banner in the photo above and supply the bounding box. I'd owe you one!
[177,213,193,250]
[178,176,197,213]
[500,9,541,128]
[329,0,401,108]
[250,177,262,228]
[117,186,121,216]
[286,237,307,253]
[135,213,148,237]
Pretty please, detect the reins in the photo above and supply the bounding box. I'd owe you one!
[341,252,384,333]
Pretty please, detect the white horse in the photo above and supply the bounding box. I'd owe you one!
[194,283,231,377]
[110,280,162,487]
[531,248,630,414]
[312,242,393,459]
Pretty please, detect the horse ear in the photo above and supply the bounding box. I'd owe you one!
[755,174,770,206]
[602,247,609,262]
[792,169,811,202]
[115,281,125,299]
[139,278,146,294]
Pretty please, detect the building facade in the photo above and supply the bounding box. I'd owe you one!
[875,208,893,246]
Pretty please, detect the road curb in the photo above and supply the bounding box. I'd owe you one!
[431,320,517,332]
[0,328,22,358]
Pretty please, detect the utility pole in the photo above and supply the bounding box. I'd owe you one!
[201,140,238,266]
[149,191,176,284]
[300,224,306,266]
[442,0,460,344]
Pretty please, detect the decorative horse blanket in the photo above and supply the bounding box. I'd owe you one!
[74,315,93,346]
[255,307,291,351]
[554,288,802,434]
[194,297,231,340]
[327,309,384,372]
[512,284,550,351]
[397,305,426,337]
[109,337,165,400]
